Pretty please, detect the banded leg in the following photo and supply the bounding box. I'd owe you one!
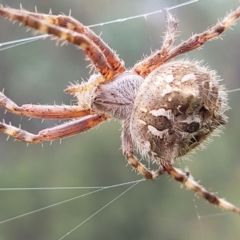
[133,10,178,77]
[167,6,240,62]
[121,121,164,179]
[0,114,107,143]
[7,7,125,73]
[133,6,240,78]
[0,92,92,119]
[0,6,115,81]
[164,163,240,215]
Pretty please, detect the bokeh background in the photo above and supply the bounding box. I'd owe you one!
[0,0,239,239]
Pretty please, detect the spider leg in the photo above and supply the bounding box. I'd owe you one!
[0,6,115,81]
[165,6,240,62]
[122,121,165,179]
[133,6,240,78]
[133,9,178,77]
[0,114,106,143]
[164,163,240,215]
[160,10,178,57]
[3,8,125,73]
[0,92,92,119]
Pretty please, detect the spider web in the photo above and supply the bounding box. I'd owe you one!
[0,0,239,240]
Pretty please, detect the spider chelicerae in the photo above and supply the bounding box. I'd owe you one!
[0,5,239,215]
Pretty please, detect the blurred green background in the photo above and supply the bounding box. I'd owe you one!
[0,0,239,239]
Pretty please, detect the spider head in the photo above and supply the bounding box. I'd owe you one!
[91,72,143,120]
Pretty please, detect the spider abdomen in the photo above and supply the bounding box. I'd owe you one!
[130,60,228,165]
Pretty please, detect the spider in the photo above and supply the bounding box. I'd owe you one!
[0,5,240,215]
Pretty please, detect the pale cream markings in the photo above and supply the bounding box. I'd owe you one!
[164,74,174,83]
[181,73,196,83]
[150,108,172,119]
[155,76,163,86]
[155,74,173,86]
[161,84,172,97]
[147,125,168,138]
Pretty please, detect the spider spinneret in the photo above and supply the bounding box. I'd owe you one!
[0,5,239,215]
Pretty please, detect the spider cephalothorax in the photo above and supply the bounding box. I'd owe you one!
[91,72,143,120]
[0,5,239,215]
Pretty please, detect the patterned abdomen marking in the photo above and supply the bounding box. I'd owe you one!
[130,61,228,164]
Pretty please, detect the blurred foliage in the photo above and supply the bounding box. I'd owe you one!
[0,0,239,239]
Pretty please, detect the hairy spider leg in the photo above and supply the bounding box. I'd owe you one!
[133,6,240,77]
[0,114,107,143]
[122,121,164,179]
[0,6,115,82]
[0,92,92,119]
[0,6,111,136]
[160,10,178,58]
[6,7,125,73]
[133,9,178,77]
[164,163,240,215]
